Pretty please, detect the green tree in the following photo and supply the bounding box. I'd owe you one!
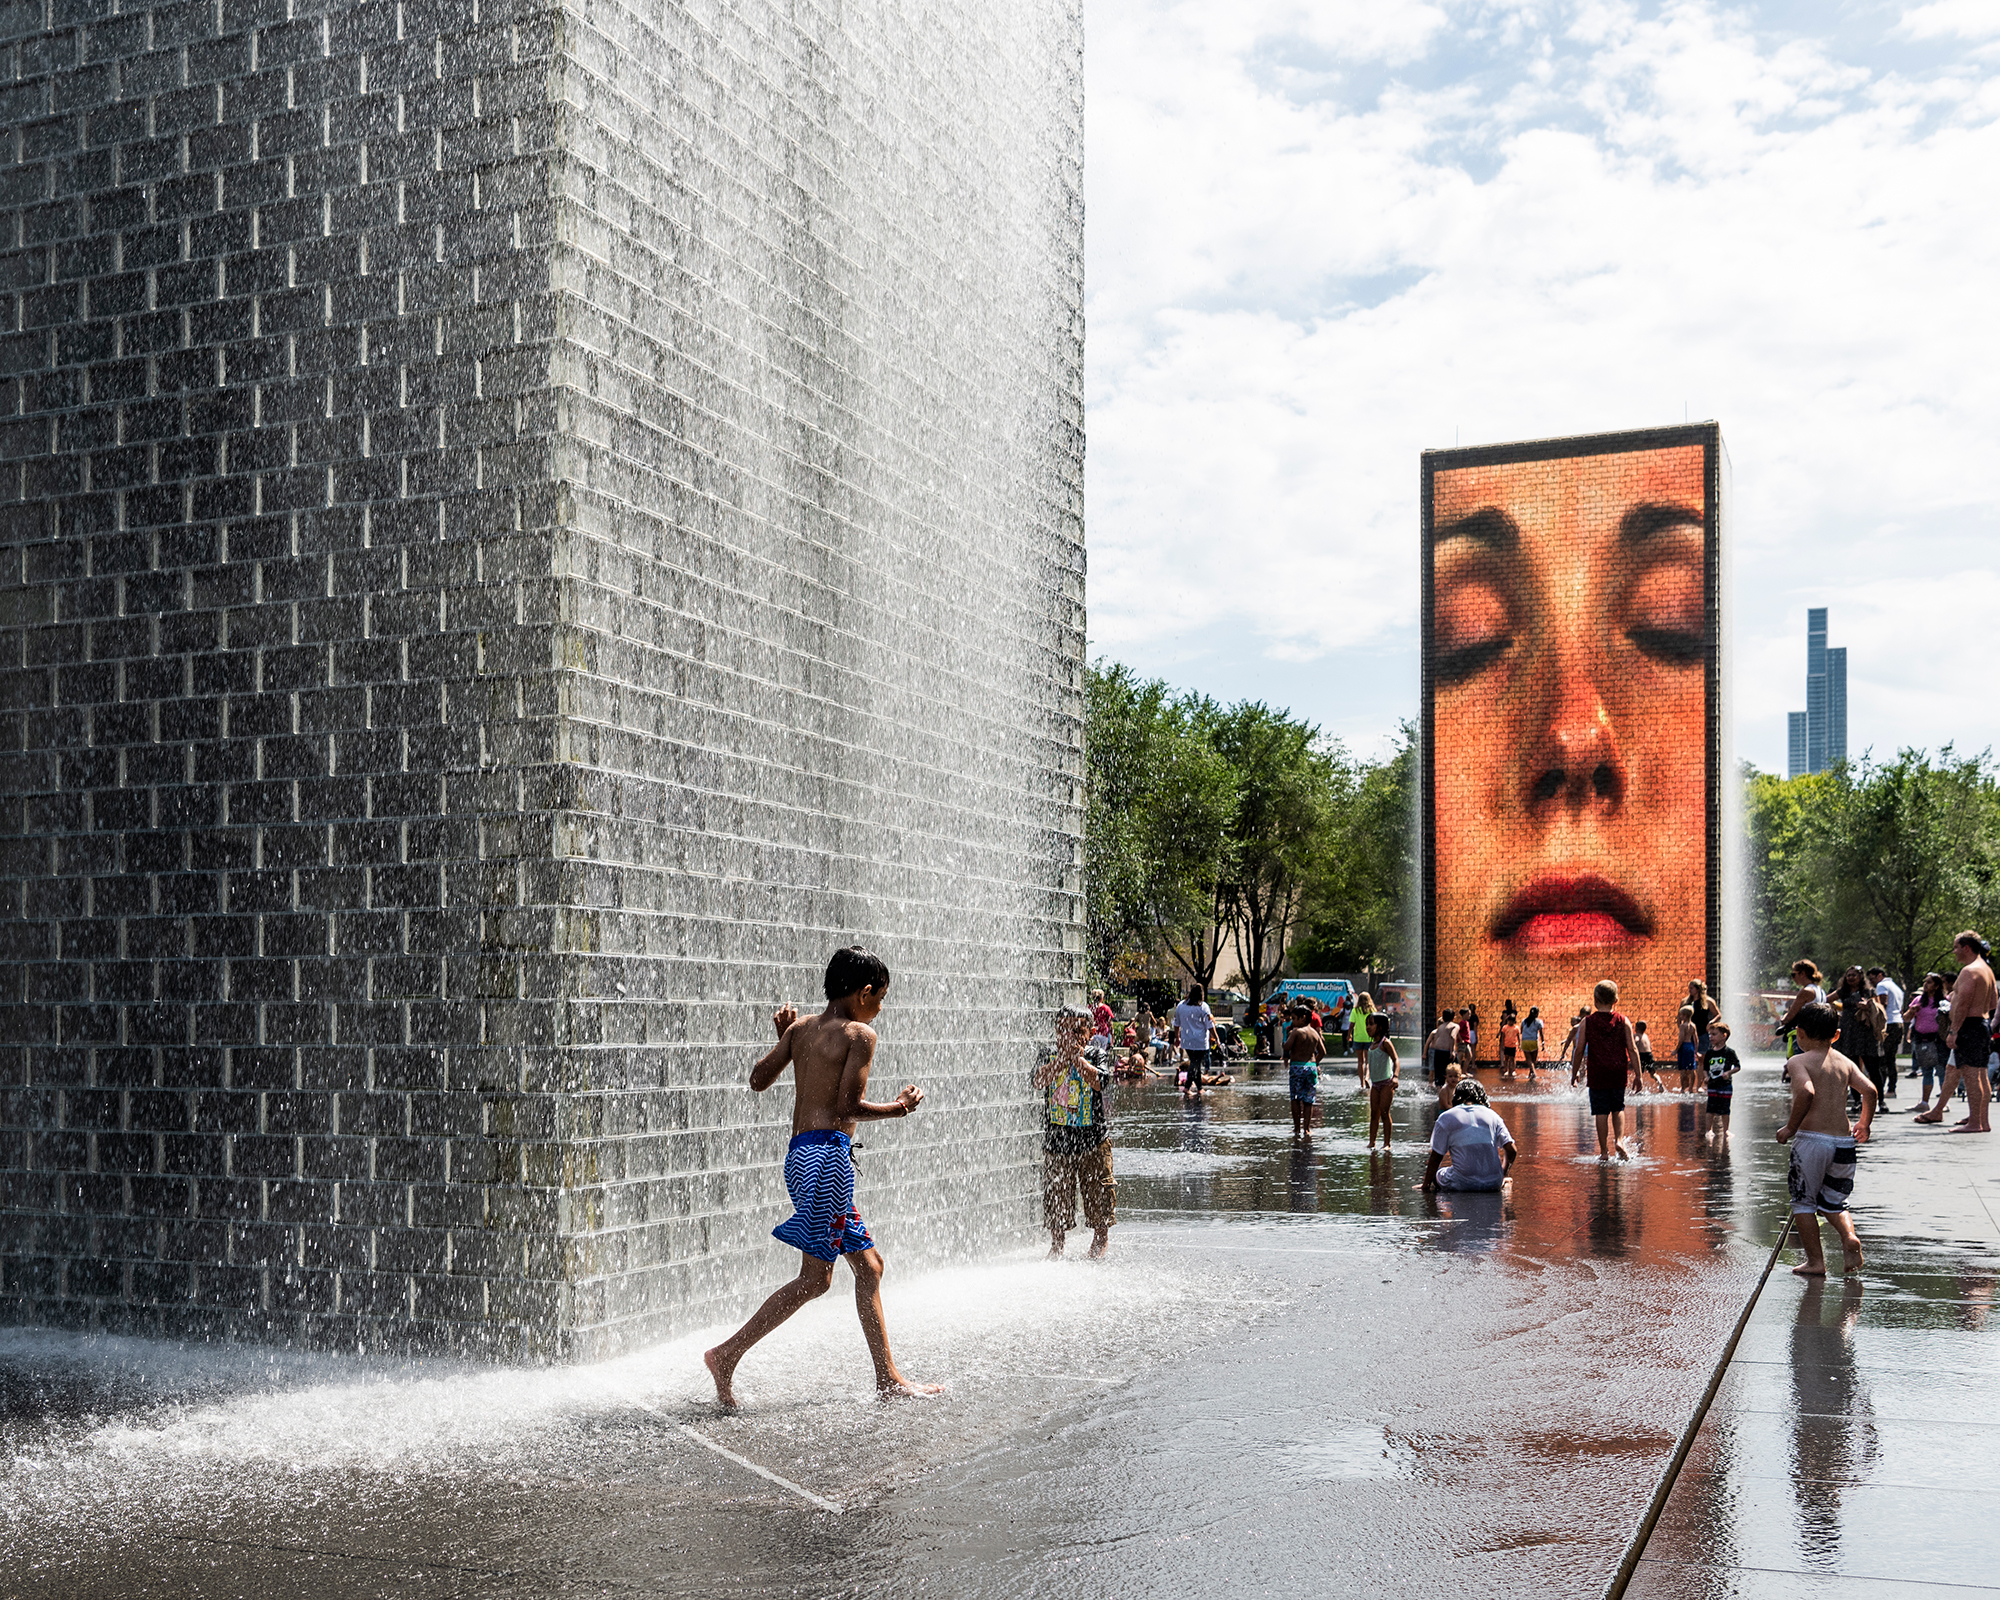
[1745,749,2000,987]
[1081,663,1237,992]
[1184,697,1344,1019]
[1289,721,1419,977]
[1743,763,1838,986]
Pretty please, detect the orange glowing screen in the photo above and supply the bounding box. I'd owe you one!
[1422,426,1721,1046]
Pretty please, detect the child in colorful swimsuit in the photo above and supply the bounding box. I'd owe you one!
[1360,1012,1400,1148]
[1518,1007,1543,1082]
[704,946,939,1406]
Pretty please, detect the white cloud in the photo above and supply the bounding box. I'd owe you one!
[1899,1,2000,42]
[1085,0,2000,766]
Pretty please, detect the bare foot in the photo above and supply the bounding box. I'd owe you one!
[704,1346,739,1409]
[1087,1239,1108,1260]
[879,1375,944,1398]
[1792,1262,1827,1277]
[1948,1124,1990,1134]
[1843,1245,1865,1274]
[1615,1143,1630,1162]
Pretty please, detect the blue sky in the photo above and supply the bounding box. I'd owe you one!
[1084,0,2000,771]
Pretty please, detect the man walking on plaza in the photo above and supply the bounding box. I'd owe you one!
[1870,967,1904,1100]
[1932,932,1994,1134]
[1174,983,1219,1101]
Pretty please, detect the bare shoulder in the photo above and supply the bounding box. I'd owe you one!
[841,1018,878,1048]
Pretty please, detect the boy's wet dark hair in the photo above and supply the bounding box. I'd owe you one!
[1440,1009,1455,1025]
[824,945,890,1001]
[1794,1001,1838,1042]
[1452,1079,1490,1107]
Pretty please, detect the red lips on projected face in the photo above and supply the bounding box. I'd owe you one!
[1489,873,1656,953]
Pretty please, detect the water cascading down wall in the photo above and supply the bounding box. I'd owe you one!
[0,0,1086,1359]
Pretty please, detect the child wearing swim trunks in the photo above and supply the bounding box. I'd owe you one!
[1775,1002,1876,1278]
[1675,1005,1701,1093]
[1632,1021,1664,1094]
[1286,1002,1327,1138]
[1702,1022,1741,1143]
[1359,1012,1400,1148]
[704,946,938,1406]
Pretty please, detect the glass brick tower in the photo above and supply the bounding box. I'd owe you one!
[1787,608,1847,777]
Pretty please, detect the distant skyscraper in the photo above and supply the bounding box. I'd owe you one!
[1787,608,1847,777]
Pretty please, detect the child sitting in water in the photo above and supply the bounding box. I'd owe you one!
[1435,1060,1464,1113]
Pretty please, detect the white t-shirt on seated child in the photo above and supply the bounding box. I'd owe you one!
[1430,1105,1513,1189]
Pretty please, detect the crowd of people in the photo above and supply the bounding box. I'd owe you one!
[1032,932,1996,1264]
[1766,937,1995,1133]
[703,927,1997,1404]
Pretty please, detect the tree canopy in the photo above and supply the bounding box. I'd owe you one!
[1745,748,2000,987]
[1082,663,1416,1011]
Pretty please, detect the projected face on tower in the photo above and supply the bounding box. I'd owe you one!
[1424,431,1719,1036]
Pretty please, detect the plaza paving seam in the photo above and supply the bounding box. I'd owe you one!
[1635,1555,2000,1593]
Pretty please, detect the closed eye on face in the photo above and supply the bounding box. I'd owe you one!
[1617,504,1706,666]
[1431,506,1519,686]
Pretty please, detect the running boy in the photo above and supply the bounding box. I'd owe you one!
[704,947,937,1406]
[1775,1002,1876,1277]
[1286,1001,1327,1138]
[1701,1022,1741,1142]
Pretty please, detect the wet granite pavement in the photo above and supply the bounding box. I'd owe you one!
[2,1059,1993,1598]
[1631,1077,2000,1600]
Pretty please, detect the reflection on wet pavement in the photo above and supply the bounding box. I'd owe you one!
[1633,1089,2000,1600]
[3,1062,1993,1597]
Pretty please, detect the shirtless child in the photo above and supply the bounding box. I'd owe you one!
[704,946,939,1406]
[1774,1001,1876,1278]
[1286,1002,1327,1138]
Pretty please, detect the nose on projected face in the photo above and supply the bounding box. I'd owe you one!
[1426,433,1714,1038]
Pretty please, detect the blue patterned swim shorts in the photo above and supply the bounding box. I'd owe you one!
[772,1130,875,1261]
[1289,1063,1318,1104]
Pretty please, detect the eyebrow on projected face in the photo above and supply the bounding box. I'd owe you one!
[1433,507,1522,552]
[1619,502,1704,543]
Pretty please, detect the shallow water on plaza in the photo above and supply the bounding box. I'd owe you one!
[4,1060,1993,1598]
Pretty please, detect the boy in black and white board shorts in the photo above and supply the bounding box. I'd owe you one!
[1776,1002,1875,1277]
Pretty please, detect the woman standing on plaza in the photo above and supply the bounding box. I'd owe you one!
[1908,973,1948,1114]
